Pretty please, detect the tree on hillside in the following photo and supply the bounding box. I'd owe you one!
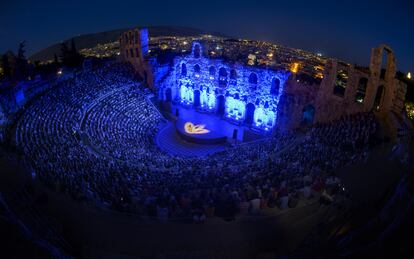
[14,41,29,80]
[54,53,59,65]
[17,41,26,60]
[1,54,11,80]
[59,42,70,66]
[60,39,82,68]
[70,38,82,67]
[70,38,77,54]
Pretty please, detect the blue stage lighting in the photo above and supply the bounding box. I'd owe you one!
[157,42,290,130]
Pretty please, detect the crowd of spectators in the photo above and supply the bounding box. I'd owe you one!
[14,62,378,222]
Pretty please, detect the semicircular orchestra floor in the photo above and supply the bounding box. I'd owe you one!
[155,122,228,157]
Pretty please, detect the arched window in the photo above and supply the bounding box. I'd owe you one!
[245,103,255,124]
[209,66,216,77]
[271,78,280,95]
[135,31,139,44]
[194,44,201,58]
[194,64,201,74]
[181,63,187,76]
[373,85,385,109]
[249,73,258,90]
[230,69,237,80]
[219,67,228,87]
[249,73,258,84]
[333,69,348,97]
[355,78,368,103]
[219,67,227,77]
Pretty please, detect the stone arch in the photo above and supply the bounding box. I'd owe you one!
[355,77,368,103]
[271,77,280,95]
[181,63,187,76]
[134,31,139,44]
[209,66,216,77]
[365,45,397,112]
[230,69,237,80]
[194,89,201,107]
[302,104,315,125]
[369,45,396,82]
[249,72,258,90]
[218,67,228,87]
[194,64,201,74]
[373,85,385,109]
[249,72,258,84]
[216,95,226,115]
[193,43,201,58]
[245,103,255,125]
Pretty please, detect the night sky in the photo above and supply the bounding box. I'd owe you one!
[1,0,413,72]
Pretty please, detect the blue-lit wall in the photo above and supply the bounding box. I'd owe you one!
[158,42,290,130]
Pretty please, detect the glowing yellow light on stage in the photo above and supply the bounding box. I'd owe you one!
[184,122,210,134]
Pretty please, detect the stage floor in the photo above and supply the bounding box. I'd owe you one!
[156,122,227,157]
[172,105,247,142]
[156,105,266,157]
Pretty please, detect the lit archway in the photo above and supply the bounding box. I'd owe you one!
[218,67,228,87]
[181,63,187,76]
[209,66,216,78]
[245,103,255,125]
[216,95,226,115]
[194,44,201,58]
[249,73,258,90]
[271,78,280,95]
[194,64,201,73]
[249,73,258,84]
[230,69,237,80]
[194,89,201,107]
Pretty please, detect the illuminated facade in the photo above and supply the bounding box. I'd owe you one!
[158,42,290,130]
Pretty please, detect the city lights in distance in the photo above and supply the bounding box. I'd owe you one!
[290,62,300,73]
[407,72,412,80]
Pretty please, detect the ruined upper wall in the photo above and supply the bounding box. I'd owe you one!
[119,28,154,87]
[278,44,407,129]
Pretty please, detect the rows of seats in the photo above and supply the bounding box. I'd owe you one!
[14,61,378,222]
[84,87,163,161]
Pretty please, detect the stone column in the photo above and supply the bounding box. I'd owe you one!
[364,46,382,111]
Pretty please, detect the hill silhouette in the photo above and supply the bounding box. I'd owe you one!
[29,26,226,62]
